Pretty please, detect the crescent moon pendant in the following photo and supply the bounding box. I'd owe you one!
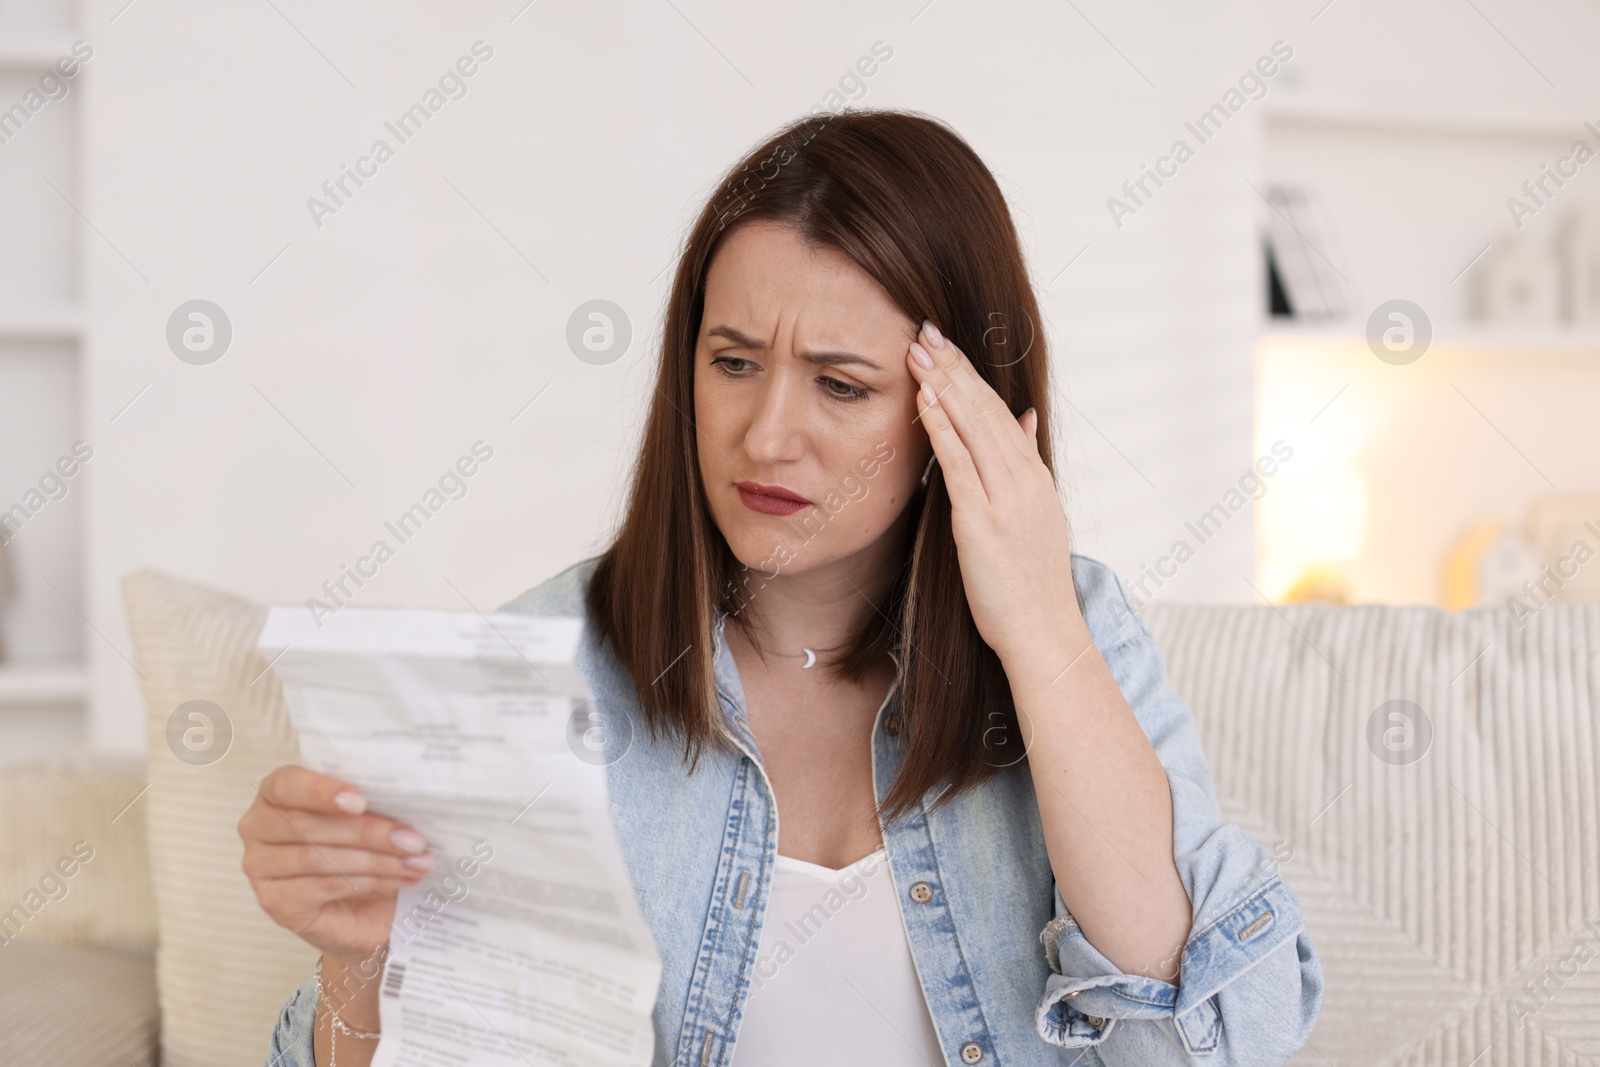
[801,648,817,669]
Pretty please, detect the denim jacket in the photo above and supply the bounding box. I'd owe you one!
[265,552,1322,1066]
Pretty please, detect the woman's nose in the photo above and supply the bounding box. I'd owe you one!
[743,368,806,461]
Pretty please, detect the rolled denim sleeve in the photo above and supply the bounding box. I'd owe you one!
[1033,559,1324,1064]
[265,978,319,1067]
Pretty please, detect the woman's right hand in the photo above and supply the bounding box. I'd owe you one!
[238,765,435,961]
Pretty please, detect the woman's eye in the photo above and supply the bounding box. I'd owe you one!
[710,357,867,402]
[821,377,869,402]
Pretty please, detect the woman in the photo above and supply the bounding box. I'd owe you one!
[243,108,1323,1066]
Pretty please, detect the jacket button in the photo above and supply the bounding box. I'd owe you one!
[959,1041,983,1063]
[908,881,933,904]
[1087,1015,1108,1029]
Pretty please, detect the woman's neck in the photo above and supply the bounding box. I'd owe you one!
[730,547,903,663]
[726,499,915,664]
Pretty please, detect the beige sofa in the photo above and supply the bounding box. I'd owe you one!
[0,569,1594,1066]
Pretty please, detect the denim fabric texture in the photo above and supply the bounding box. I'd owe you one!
[264,552,1323,1066]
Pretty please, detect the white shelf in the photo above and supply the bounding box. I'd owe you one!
[1263,98,1588,140]
[0,21,87,753]
[0,663,88,708]
[0,305,82,342]
[1261,322,1600,355]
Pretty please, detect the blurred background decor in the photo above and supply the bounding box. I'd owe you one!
[1473,231,1562,324]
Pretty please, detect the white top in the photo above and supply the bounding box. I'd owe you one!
[730,845,946,1065]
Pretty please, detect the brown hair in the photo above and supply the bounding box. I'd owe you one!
[585,107,1062,822]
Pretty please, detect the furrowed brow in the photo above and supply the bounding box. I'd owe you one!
[705,325,883,372]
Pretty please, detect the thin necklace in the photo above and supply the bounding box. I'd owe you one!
[766,646,820,669]
[724,619,822,669]
[759,644,903,673]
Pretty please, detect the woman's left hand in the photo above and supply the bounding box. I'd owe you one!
[905,319,1082,663]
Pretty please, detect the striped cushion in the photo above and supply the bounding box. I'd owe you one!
[1142,598,1600,1065]
[0,756,155,953]
[122,570,318,1067]
[0,940,158,1066]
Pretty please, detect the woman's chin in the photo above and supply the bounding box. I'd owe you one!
[724,536,792,575]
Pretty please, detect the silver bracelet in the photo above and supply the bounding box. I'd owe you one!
[314,956,382,1066]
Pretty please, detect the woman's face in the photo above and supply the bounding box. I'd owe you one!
[693,219,934,580]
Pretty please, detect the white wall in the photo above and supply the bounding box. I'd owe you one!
[64,0,1484,752]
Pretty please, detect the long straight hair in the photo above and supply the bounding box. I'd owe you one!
[585,108,1060,822]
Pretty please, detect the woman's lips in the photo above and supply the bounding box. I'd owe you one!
[736,484,811,516]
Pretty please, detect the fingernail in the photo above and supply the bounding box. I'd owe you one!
[391,829,428,853]
[921,381,939,407]
[923,320,944,348]
[403,853,436,870]
[910,341,934,369]
[333,792,366,814]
